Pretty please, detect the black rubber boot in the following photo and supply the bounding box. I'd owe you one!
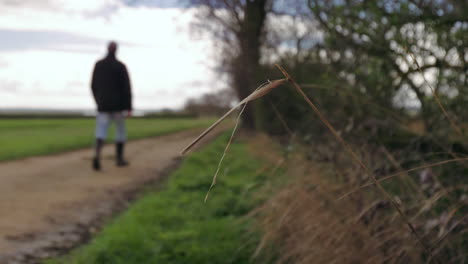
[93,138,104,171]
[92,157,101,171]
[116,142,129,167]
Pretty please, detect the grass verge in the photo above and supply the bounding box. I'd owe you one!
[45,132,279,264]
[0,118,213,161]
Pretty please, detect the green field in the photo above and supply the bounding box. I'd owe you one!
[46,133,279,264]
[0,118,214,161]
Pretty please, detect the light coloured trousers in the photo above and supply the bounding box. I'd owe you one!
[95,112,127,142]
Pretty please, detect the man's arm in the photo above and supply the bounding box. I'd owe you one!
[91,63,98,101]
[122,65,132,111]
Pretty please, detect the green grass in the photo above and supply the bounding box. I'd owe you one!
[46,133,277,264]
[0,118,214,161]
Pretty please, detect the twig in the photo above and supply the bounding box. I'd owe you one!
[407,51,463,137]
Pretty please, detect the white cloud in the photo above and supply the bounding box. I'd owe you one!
[0,0,54,9]
[55,0,119,12]
[0,2,218,110]
[0,58,8,68]
[0,0,121,13]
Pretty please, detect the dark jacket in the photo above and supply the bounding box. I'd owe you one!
[91,54,132,112]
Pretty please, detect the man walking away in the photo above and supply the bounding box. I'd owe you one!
[91,41,132,171]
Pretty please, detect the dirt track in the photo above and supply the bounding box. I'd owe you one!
[0,127,221,263]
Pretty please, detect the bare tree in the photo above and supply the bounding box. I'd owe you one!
[307,0,468,131]
[190,0,273,129]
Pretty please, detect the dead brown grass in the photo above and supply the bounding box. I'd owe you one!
[274,65,440,261]
[254,154,423,264]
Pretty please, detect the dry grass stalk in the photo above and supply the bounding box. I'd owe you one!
[180,79,287,201]
[429,213,468,261]
[180,79,287,155]
[379,146,424,197]
[274,64,441,262]
[204,103,247,202]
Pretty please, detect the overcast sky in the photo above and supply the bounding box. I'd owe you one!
[0,0,218,110]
